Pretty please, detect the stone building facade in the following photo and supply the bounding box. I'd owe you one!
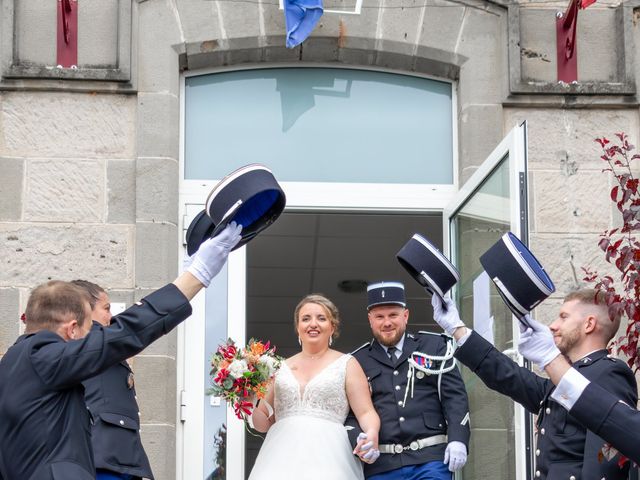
[0,0,638,479]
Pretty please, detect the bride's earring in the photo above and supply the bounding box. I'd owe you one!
[329,336,333,347]
[298,336,301,346]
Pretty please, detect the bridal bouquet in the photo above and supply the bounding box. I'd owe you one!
[209,338,283,420]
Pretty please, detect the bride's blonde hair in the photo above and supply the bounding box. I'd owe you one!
[293,294,341,340]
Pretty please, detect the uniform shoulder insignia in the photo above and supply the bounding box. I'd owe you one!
[351,342,370,355]
[418,330,452,340]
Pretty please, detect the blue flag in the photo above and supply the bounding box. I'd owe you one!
[284,0,323,49]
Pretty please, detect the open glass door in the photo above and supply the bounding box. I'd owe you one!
[443,123,532,480]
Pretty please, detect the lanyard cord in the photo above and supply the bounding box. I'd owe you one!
[402,339,457,407]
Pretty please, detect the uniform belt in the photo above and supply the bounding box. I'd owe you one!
[379,434,448,454]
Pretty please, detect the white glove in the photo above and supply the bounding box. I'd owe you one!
[187,222,242,287]
[361,446,380,464]
[517,315,561,369]
[444,441,467,472]
[431,295,465,336]
[355,432,380,464]
[517,313,534,333]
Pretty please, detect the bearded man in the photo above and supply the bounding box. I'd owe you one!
[346,281,470,480]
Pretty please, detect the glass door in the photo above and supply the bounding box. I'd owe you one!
[443,123,532,480]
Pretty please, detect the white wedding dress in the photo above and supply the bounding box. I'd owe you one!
[249,354,364,480]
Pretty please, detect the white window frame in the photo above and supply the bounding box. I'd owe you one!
[177,65,459,480]
[277,0,363,16]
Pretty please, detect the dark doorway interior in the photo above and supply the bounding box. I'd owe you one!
[244,211,443,476]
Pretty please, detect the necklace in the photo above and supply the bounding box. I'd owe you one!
[301,349,328,360]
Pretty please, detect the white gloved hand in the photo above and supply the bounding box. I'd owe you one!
[361,446,380,464]
[431,295,465,336]
[517,315,561,369]
[355,432,380,464]
[444,441,467,472]
[187,222,242,287]
[518,313,534,333]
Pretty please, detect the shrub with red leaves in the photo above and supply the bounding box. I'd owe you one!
[583,132,640,372]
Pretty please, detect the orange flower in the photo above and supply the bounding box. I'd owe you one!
[249,341,267,357]
[254,381,268,399]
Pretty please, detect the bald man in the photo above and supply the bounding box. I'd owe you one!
[431,288,637,480]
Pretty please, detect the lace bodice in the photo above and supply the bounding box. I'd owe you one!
[274,354,352,424]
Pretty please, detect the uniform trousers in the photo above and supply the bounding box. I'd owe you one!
[96,469,137,480]
[368,460,452,480]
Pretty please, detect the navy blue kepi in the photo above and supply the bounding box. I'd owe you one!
[367,282,406,310]
[396,233,459,301]
[206,164,286,251]
[479,232,555,323]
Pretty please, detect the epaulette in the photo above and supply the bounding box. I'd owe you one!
[351,341,371,355]
[418,330,453,340]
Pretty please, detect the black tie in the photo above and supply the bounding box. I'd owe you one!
[387,346,397,363]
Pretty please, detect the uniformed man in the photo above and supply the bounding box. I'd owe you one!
[346,281,470,480]
[71,280,153,480]
[431,288,637,480]
[518,314,640,466]
[0,222,242,480]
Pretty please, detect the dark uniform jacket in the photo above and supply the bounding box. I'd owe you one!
[456,330,637,480]
[83,322,153,479]
[0,284,191,480]
[568,380,640,466]
[346,332,471,477]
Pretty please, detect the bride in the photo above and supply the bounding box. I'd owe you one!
[249,294,380,479]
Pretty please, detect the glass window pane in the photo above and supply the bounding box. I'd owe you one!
[450,157,516,479]
[185,68,453,184]
[204,271,229,479]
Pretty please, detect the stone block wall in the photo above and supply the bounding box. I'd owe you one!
[0,1,183,477]
[0,89,136,297]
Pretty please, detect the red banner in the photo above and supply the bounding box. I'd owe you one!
[56,0,77,68]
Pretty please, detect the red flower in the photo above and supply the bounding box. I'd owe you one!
[233,400,254,419]
[218,344,237,360]
[233,377,250,397]
[214,368,229,384]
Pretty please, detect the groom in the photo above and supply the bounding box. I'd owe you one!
[346,281,470,479]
